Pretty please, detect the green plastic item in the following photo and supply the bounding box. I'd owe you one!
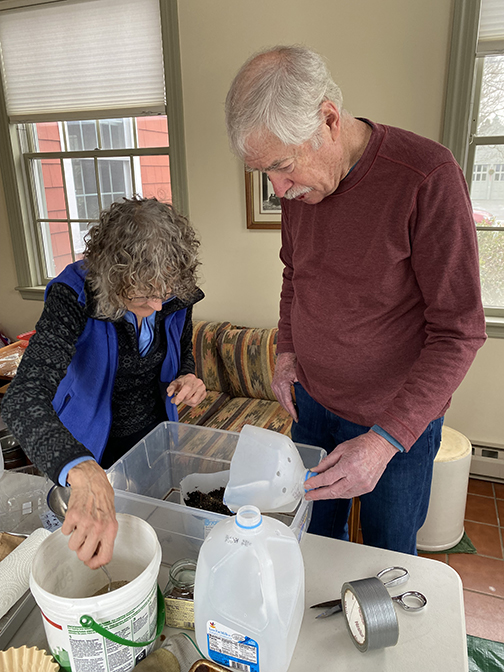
[427,532,477,555]
[79,586,166,647]
[467,635,504,672]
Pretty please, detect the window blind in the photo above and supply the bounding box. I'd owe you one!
[478,0,504,55]
[0,0,166,122]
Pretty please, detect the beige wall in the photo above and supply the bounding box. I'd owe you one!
[1,0,502,448]
[445,339,504,448]
[0,178,43,338]
[179,0,455,328]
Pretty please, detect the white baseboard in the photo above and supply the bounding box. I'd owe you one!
[470,444,504,483]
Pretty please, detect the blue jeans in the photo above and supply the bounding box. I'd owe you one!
[291,382,442,555]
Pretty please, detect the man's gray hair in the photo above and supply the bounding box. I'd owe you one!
[225,45,343,160]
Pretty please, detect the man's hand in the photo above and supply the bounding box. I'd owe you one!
[304,430,399,500]
[271,352,299,421]
[167,373,206,407]
[62,460,118,569]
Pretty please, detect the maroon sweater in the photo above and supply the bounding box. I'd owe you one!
[278,120,486,450]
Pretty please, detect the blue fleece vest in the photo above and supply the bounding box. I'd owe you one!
[47,262,186,463]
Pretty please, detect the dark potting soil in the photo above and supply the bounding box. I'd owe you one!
[184,487,232,516]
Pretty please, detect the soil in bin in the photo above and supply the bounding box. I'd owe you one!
[184,487,232,516]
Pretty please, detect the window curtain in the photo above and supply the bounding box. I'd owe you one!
[0,0,166,122]
[478,0,504,55]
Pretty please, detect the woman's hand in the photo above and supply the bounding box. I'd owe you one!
[167,373,207,407]
[62,460,118,569]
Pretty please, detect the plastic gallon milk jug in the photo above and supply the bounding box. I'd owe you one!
[194,505,304,672]
[224,424,313,514]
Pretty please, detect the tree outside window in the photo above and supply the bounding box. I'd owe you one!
[468,54,504,309]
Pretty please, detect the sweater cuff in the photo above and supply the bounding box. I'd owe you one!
[58,457,97,486]
[276,342,295,354]
[371,425,405,453]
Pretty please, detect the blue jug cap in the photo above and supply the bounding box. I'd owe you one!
[236,505,262,529]
[304,469,316,492]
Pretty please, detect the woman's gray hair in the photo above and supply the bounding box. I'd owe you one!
[83,196,200,320]
[225,45,343,160]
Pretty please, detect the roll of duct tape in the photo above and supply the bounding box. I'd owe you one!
[341,577,399,652]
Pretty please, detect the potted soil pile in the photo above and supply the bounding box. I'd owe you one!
[183,487,232,516]
[180,470,233,515]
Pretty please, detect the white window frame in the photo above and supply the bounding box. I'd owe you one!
[0,0,188,300]
[443,0,504,338]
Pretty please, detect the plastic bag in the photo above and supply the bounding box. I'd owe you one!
[467,634,504,672]
[0,344,27,378]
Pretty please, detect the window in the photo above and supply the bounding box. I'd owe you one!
[22,116,171,277]
[443,0,504,331]
[0,0,187,293]
[472,163,488,183]
[495,164,504,180]
[467,53,504,309]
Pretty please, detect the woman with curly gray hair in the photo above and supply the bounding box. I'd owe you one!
[2,196,206,568]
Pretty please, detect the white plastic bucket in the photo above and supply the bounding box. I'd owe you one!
[417,427,472,552]
[30,513,163,672]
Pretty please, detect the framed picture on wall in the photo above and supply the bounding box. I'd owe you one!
[245,170,282,229]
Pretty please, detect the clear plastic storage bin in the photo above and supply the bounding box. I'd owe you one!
[108,422,326,566]
[0,465,51,535]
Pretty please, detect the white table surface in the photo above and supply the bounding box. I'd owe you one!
[4,533,468,671]
[294,534,467,671]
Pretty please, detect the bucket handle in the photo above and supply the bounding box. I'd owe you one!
[79,585,166,648]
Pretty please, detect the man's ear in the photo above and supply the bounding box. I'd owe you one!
[321,100,341,140]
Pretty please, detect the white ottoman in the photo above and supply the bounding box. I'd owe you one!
[416,426,472,552]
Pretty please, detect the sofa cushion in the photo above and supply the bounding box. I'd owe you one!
[217,327,278,401]
[192,321,232,393]
[177,390,231,426]
[202,397,292,436]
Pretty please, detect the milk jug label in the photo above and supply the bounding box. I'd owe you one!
[206,620,259,672]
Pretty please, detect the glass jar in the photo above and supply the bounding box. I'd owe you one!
[163,558,196,629]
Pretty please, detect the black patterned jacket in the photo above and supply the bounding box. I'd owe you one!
[1,281,203,483]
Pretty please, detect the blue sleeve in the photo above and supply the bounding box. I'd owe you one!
[371,425,405,452]
[58,457,97,486]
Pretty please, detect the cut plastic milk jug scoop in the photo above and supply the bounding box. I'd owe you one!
[224,424,314,513]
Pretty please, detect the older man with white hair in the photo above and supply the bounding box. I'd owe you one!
[225,45,486,554]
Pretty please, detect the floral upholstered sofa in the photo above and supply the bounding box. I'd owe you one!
[177,321,364,542]
[177,321,292,436]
